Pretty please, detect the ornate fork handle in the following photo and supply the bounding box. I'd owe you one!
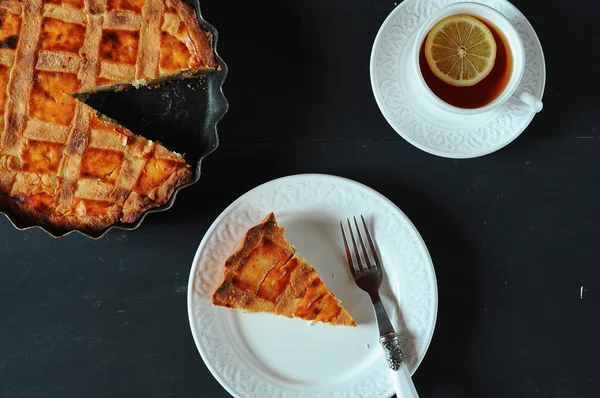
[380,332,406,371]
[370,294,406,371]
[371,294,418,397]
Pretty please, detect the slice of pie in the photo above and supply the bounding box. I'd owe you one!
[212,213,356,327]
[0,0,219,232]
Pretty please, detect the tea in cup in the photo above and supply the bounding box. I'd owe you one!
[412,3,543,114]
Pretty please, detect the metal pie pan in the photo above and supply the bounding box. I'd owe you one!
[0,0,228,239]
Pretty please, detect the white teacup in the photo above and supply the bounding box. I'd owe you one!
[411,2,543,115]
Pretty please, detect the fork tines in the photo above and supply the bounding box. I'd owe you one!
[340,215,381,276]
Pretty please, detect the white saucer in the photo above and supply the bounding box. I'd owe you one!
[370,0,546,158]
[187,174,437,398]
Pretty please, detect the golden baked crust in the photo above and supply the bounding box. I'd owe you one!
[212,213,356,327]
[0,0,218,232]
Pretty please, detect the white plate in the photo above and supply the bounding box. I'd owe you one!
[370,0,546,158]
[187,174,437,398]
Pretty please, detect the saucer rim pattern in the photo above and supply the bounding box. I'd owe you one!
[370,0,546,159]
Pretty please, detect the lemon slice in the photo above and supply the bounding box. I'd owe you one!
[424,14,497,87]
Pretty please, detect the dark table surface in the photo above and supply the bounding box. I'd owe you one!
[1,0,599,397]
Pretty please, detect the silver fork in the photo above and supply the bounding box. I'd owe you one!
[341,215,419,398]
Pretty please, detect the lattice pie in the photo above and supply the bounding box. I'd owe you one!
[212,213,356,327]
[0,0,218,232]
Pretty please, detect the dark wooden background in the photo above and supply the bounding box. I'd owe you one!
[1,0,599,397]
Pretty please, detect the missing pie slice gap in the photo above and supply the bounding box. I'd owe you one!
[0,0,220,233]
[212,213,357,327]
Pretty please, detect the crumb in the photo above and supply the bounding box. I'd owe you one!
[366,344,371,349]
[332,273,335,278]
[484,220,487,225]
[307,320,315,327]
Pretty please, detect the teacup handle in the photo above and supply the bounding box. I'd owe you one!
[513,89,543,113]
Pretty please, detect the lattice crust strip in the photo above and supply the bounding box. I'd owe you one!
[0,0,218,232]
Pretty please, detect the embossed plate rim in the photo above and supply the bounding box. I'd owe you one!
[370,0,546,158]
[187,173,438,398]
